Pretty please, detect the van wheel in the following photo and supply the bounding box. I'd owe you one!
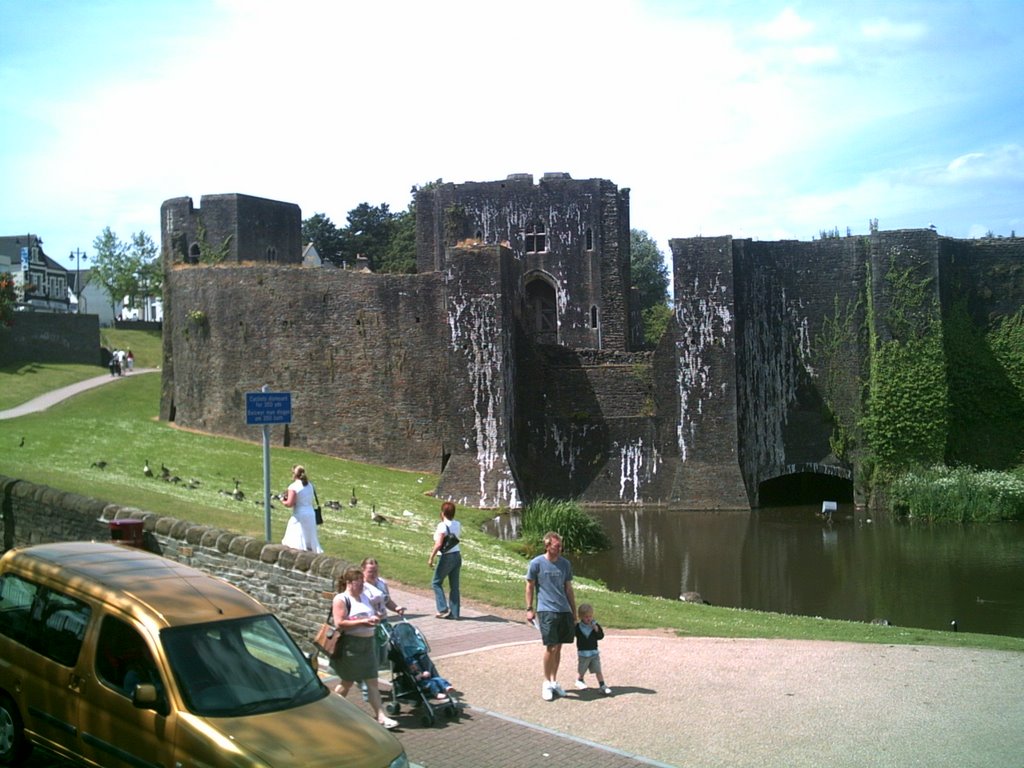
[0,693,32,766]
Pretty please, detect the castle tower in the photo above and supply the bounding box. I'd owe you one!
[161,193,302,265]
[416,173,634,352]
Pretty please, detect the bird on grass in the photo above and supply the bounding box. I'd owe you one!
[232,479,245,502]
[370,505,388,525]
[143,459,153,478]
[350,487,358,507]
[18,436,25,448]
[91,460,108,470]
[160,463,171,481]
[325,499,342,510]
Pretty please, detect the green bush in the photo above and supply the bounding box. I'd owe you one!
[520,496,611,554]
[889,465,1024,522]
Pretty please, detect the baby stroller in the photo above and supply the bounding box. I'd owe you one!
[382,618,459,726]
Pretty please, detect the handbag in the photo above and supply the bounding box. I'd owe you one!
[313,601,344,656]
[440,522,460,553]
[313,621,339,656]
[313,486,323,526]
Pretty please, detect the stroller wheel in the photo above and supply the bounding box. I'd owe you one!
[420,712,435,727]
[445,704,458,719]
[386,703,401,716]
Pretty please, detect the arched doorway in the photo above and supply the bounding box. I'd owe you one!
[524,274,558,344]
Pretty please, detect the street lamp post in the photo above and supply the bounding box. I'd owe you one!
[70,248,87,314]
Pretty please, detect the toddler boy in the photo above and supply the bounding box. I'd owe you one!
[574,603,611,694]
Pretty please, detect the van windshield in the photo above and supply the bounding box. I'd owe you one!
[162,614,326,716]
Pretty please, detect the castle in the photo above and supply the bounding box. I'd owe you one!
[160,177,1024,510]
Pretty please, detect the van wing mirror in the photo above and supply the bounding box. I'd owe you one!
[132,683,159,708]
[307,651,319,672]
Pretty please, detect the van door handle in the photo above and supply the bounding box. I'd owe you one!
[67,673,83,692]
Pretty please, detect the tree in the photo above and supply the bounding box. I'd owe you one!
[131,231,162,317]
[376,180,441,274]
[377,207,416,273]
[630,229,670,347]
[302,213,345,266]
[92,228,160,318]
[339,202,395,270]
[0,272,16,327]
[92,227,134,317]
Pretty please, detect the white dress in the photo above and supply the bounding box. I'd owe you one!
[281,480,322,553]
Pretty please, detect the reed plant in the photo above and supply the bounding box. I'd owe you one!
[519,496,611,555]
[890,464,1024,522]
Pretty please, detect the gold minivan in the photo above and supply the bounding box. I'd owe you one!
[0,542,409,768]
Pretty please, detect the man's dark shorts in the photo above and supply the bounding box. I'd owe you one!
[538,611,574,646]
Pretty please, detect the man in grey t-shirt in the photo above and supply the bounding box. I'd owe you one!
[525,531,577,701]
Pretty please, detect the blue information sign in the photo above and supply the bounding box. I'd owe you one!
[246,391,292,425]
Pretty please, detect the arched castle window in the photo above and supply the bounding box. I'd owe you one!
[585,228,593,251]
[266,246,278,262]
[525,222,547,254]
[525,275,557,338]
[590,305,599,329]
[187,243,200,264]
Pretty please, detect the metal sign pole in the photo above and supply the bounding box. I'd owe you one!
[245,385,292,544]
[263,422,272,542]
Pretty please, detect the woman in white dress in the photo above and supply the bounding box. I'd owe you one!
[281,464,322,552]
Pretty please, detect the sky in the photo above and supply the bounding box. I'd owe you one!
[2,0,1023,275]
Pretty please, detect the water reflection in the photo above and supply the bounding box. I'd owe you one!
[484,505,1024,638]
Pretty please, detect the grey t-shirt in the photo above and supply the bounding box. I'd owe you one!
[526,554,573,613]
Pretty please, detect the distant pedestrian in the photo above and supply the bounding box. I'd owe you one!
[126,348,134,372]
[574,603,611,694]
[525,531,576,701]
[428,501,461,619]
[281,465,322,553]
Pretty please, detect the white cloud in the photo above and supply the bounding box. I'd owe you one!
[860,18,928,43]
[3,0,1023,264]
[945,145,1024,182]
[755,7,814,42]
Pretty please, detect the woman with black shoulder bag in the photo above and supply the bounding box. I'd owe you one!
[427,500,461,619]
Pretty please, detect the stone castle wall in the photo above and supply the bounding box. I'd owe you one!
[159,178,1024,510]
[0,312,100,365]
[162,245,521,508]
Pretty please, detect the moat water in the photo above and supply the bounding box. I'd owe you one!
[484,504,1024,638]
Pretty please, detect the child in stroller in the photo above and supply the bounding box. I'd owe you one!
[383,619,459,726]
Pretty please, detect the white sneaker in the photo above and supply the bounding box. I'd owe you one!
[378,716,398,730]
[551,682,566,698]
[601,685,612,695]
[541,682,554,701]
[574,679,588,690]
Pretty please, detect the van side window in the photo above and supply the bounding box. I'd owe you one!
[41,590,91,666]
[0,575,91,666]
[96,616,162,698]
[0,573,40,646]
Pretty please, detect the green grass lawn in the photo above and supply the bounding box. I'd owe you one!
[0,362,107,410]
[1,330,163,411]
[99,328,162,367]
[2,370,1023,654]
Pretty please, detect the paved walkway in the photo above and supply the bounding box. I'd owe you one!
[327,583,1024,768]
[0,368,158,420]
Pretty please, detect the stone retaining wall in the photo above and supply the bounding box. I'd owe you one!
[0,475,346,646]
